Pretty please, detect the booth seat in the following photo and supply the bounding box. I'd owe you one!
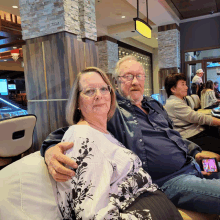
[0,151,60,220]
[0,151,218,220]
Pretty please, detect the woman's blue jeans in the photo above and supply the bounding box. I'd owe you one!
[161,162,220,214]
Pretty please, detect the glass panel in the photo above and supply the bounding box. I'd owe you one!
[207,61,220,88]
[118,47,152,96]
[185,48,220,62]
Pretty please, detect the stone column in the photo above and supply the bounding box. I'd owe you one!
[96,36,118,73]
[96,36,119,87]
[19,0,98,151]
[158,23,180,104]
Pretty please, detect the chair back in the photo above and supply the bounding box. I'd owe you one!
[191,94,201,109]
[186,96,195,109]
[0,115,36,157]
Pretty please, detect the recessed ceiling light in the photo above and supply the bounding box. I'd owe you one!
[121,16,126,18]
[13,47,17,49]
[4,60,7,61]
[156,37,158,39]
[12,6,18,8]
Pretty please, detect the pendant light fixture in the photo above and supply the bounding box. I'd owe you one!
[133,0,152,38]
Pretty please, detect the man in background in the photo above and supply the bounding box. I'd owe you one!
[191,69,204,97]
[192,69,204,85]
[214,81,220,99]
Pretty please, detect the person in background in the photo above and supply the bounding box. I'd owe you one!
[41,56,220,215]
[164,73,220,154]
[52,67,182,220]
[214,81,220,99]
[192,69,204,85]
[201,80,220,109]
[191,69,204,97]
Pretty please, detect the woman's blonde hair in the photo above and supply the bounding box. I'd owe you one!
[66,67,116,125]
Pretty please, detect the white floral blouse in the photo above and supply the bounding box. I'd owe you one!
[201,90,217,109]
[55,125,158,220]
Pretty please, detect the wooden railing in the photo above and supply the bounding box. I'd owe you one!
[0,11,25,52]
[0,11,22,35]
[0,10,21,24]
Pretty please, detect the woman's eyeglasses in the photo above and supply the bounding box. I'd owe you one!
[80,85,111,97]
[118,74,146,82]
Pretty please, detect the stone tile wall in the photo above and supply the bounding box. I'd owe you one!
[78,0,97,41]
[63,0,80,35]
[96,40,118,74]
[158,29,180,69]
[19,0,96,41]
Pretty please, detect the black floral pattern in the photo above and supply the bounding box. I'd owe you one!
[57,137,95,219]
[55,126,158,220]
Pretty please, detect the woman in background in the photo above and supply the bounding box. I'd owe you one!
[201,80,220,109]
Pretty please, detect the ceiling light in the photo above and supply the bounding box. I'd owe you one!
[133,0,152,39]
[156,37,158,39]
[121,16,126,18]
[13,47,17,49]
[12,6,18,8]
[4,60,7,61]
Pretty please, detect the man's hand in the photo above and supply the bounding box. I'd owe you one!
[195,152,212,177]
[45,142,78,182]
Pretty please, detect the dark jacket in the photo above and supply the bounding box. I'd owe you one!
[41,92,201,158]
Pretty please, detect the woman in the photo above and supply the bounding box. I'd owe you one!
[164,73,220,154]
[201,80,220,109]
[55,67,183,220]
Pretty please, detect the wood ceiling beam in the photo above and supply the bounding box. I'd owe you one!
[0,35,7,40]
[0,39,25,50]
[159,0,183,20]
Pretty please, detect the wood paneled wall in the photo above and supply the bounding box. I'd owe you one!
[23,32,99,151]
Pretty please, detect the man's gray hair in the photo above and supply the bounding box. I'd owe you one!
[114,55,143,78]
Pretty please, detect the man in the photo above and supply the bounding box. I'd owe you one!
[41,56,220,214]
[214,81,220,99]
[192,69,204,85]
[191,69,204,97]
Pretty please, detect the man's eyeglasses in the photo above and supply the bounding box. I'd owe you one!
[118,74,146,81]
[80,85,111,97]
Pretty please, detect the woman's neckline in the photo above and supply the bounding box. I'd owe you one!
[76,122,109,134]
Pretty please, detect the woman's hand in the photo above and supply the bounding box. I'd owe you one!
[45,142,78,182]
